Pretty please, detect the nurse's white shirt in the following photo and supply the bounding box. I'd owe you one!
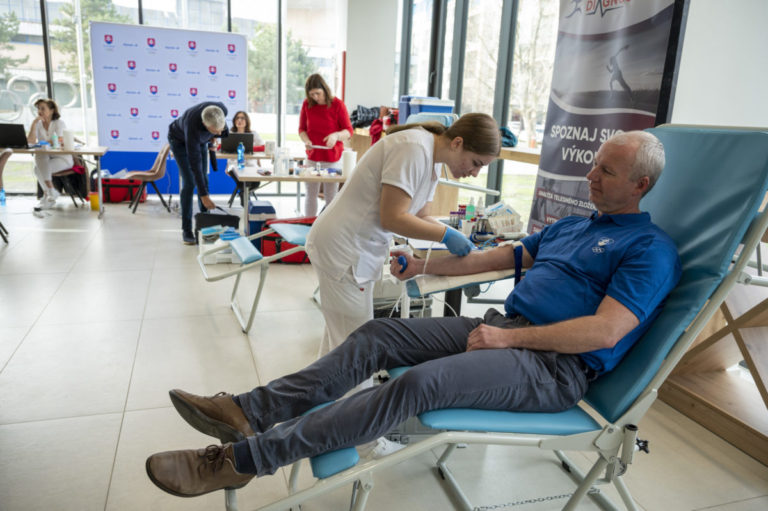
[306,127,441,283]
[34,118,66,144]
[34,118,73,166]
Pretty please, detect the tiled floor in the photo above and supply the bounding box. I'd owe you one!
[1,195,767,511]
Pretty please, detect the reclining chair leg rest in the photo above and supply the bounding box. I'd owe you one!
[350,472,374,511]
[288,460,302,495]
[558,454,623,511]
[435,455,473,511]
[224,487,238,511]
[230,265,269,333]
[612,473,637,511]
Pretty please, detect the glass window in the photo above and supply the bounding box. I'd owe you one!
[451,0,502,214]
[507,0,557,151]
[393,0,403,105]
[232,0,278,151]
[459,0,502,114]
[408,0,431,97]
[501,0,557,227]
[284,0,344,152]
[440,0,454,101]
[142,0,182,28]
[48,0,139,144]
[0,4,44,192]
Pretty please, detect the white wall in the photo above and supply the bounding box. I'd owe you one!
[344,0,399,113]
[671,0,768,127]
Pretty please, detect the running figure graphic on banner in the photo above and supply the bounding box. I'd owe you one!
[607,45,633,103]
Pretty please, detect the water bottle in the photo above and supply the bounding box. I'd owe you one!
[276,147,290,176]
[51,131,60,149]
[0,189,5,206]
[237,142,245,169]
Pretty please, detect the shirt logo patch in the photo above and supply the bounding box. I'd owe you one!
[592,237,613,254]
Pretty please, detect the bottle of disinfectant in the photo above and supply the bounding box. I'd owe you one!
[465,197,476,220]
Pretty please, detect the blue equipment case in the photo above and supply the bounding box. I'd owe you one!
[247,200,276,249]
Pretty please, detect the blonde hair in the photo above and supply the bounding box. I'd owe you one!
[387,112,500,156]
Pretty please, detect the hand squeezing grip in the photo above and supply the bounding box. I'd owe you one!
[397,255,407,273]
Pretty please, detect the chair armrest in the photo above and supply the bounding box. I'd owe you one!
[405,269,517,298]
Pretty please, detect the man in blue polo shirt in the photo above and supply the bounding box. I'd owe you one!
[168,102,228,244]
[146,130,681,497]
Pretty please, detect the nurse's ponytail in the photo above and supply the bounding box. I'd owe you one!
[386,113,500,157]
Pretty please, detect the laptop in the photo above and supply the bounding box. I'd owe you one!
[220,132,254,154]
[0,123,30,148]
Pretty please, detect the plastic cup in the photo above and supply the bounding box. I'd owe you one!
[88,192,99,211]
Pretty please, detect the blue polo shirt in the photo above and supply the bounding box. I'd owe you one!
[505,212,681,373]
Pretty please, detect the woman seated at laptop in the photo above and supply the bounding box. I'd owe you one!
[27,98,73,210]
[230,111,265,151]
[224,111,264,206]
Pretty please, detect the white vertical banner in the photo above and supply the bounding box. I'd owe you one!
[90,22,247,152]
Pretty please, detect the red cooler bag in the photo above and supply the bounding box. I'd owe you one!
[101,178,148,203]
[262,217,316,263]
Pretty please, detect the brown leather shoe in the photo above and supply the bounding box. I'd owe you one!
[146,443,254,497]
[169,389,255,443]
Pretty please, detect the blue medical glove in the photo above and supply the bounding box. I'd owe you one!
[441,226,474,256]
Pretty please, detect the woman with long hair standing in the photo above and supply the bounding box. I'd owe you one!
[298,74,353,216]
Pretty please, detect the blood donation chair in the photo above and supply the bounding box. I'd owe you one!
[197,222,311,333]
[220,125,768,511]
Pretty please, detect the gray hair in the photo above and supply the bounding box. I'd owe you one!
[609,130,665,195]
[201,105,226,132]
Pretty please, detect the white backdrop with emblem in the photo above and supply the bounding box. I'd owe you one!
[90,21,247,152]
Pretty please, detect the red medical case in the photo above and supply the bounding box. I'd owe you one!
[101,178,148,203]
[261,217,315,263]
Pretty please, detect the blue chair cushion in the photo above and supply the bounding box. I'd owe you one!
[309,447,361,479]
[389,367,599,435]
[302,402,360,479]
[229,236,263,264]
[419,407,600,435]
[270,223,311,246]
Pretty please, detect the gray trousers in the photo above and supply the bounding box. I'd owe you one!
[238,309,590,476]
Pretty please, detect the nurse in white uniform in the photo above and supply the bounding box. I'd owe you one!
[306,113,501,358]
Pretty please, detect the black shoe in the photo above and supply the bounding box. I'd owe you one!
[183,231,196,245]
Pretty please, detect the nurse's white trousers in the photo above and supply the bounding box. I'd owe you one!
[314,266,373,358]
